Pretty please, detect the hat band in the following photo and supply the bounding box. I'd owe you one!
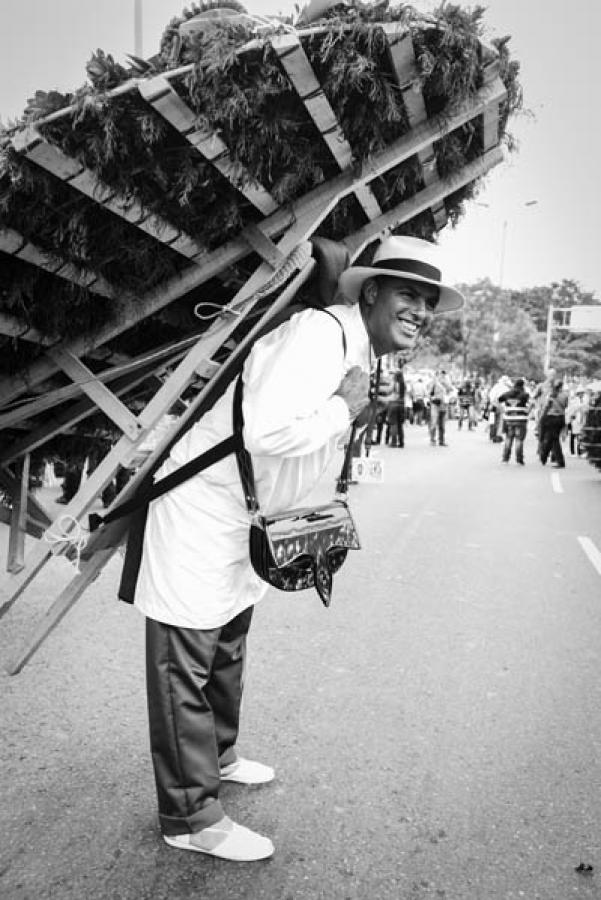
[372,258,441,282]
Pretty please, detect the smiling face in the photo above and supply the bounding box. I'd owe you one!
[360,275,438,356]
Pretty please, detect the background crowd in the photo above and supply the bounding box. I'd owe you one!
[361,355,593,467]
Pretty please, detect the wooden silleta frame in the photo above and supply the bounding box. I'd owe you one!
[0,8,512,671]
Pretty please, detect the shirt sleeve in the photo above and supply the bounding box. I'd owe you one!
[242,308,353,457]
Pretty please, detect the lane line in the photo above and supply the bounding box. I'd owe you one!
[551,472,563,494]
[578,536,601,577]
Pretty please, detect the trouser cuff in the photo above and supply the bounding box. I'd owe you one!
[160,798,225,836]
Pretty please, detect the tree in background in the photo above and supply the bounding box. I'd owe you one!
[419,277,600,380]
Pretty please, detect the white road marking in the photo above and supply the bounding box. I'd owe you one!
[551,472,563,494]
[578,536,601,577]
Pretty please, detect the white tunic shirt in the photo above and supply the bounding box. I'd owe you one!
[134,303,371,628]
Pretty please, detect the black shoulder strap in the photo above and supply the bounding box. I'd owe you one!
[101,433,242,525]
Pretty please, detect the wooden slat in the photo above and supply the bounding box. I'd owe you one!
[241,224,286,268]
[46,349,144,443]
[0,226,115,298]
[6,548,117,674]
[11,127,207,263]
[481,55,502,150]
[345,147,504,260]
[138,76,279,217]
[0,76,506,408]
[271,33,382,222]
[0,336,201,430]
[0,506,45,540]
[0,362,172,465]
[6,454,30,574]
[0,466,52,544]
[383,23,447,230]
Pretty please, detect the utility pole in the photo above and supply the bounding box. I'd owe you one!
[498,219,508,288]
[544,303,554,374]
[134,0,143,57]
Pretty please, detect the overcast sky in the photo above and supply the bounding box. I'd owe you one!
[0,0,598,298]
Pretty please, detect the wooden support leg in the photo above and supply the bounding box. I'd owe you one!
[6,547,117,675]
[6,454,30,574]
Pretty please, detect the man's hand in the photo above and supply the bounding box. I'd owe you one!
[334,366,370,420]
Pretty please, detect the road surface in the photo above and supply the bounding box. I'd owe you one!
[1,422,601,899]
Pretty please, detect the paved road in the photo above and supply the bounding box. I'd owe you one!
[2,422,601,900]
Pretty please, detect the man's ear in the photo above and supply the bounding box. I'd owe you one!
[361,277,378,307]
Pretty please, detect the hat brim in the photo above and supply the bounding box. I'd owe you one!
[337,266,465,314]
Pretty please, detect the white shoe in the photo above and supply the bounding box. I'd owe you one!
[164,817,274,861]
[220,757,275,785]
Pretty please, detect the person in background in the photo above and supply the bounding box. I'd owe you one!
[428,369,451,446]
[566,387,588,456]
[404,373,415,425]
[412,375,428,425]
[488,375,512,443]
[372,364,395,445]
[539,378,569,468]
[386,361,405,447]
[497,377,531,465]
[457,378,476,430]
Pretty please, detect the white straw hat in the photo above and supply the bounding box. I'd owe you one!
[337,235,465,314]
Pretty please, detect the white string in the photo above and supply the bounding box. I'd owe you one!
[193,301,242,322]
[44,514,87,574]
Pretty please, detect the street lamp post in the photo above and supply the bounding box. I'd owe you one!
[476,200,538,289]
[134,0,143,57]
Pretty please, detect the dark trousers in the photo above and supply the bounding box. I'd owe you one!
[540,416,565,467]
[429,403,446,445]
[145,607,253,835]
[386,401,404,447]
[502,422,527,463]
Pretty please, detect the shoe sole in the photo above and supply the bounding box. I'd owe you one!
[163,833,274,862]
[220,770,275,785]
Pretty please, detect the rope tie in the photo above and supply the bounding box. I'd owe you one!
[194,301,242,321]
[194,241,313,322]
[44,514,87,573]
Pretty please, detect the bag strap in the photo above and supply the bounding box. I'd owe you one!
[100,434,242,525]
[233,308,354,514]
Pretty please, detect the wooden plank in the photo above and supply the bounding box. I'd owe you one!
[0,226,115,298]
[271,33,382,222]
[6,454,30,574]
[7,548,117,675]
[138,76,279,217]
[0,76,506,408]
[481,56,502,151]
[383,23,447,230]
[241,224,286,268]
[0,337,200,430]
[0,506,45,540]
[345,147,504,260]
[11,127,207,263]
[46,349,144,442]
[0,466,52,531]
[0,354,191,465]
